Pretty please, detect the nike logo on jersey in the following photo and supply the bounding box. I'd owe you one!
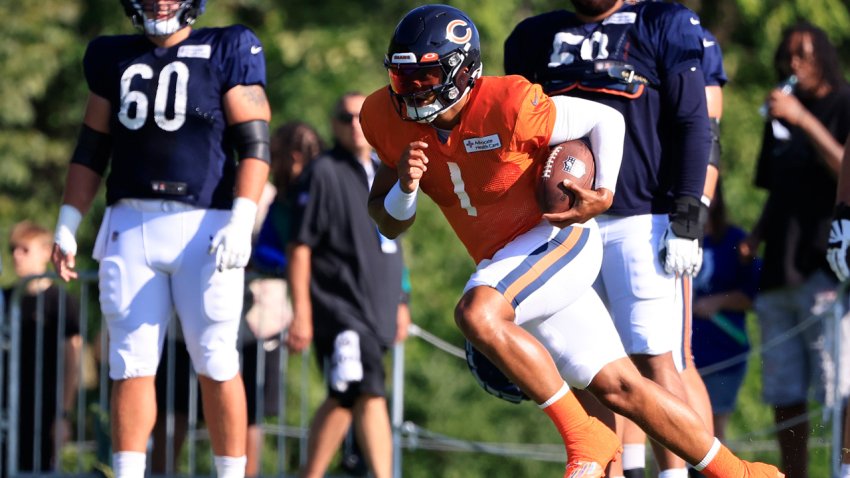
[463,134,502,153]
[531,90,540,106]
[177,44,211,59]
[690,17,701,25]
[703,38,716,48]
[251,45,263,55]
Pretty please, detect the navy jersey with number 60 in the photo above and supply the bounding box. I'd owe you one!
[83,26,266,209]
[505,2,709,216]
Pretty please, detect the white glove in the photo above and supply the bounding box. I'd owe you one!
[828,218,850,282]
[54,204,82,256]
[209,197,258,272]
[658,224,703,276]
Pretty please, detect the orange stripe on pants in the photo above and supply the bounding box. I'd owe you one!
[502,227,584,305]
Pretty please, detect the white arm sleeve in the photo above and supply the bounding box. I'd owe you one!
[549,95,625,193]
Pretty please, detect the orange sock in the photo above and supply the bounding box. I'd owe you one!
[540,384,591,439]
[699,441,744,478]
[540,384,621,466]
[697,439,784,478]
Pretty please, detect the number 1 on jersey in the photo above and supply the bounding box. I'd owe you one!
[447,162,477,217]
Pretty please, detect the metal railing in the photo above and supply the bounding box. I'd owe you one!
[0,272,324,478]
[2,271,849,477]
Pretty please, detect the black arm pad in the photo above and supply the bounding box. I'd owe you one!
[708,117,721,168]
[70,124,112,175]
[670,195,704,240]
[229,120,270,164]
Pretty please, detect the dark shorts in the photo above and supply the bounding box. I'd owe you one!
[701,362,747,414]
[314,328,389,408]
[155,338,281,425]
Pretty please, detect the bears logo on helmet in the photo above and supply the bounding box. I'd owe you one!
[384,4,483,123]
[465,340,529,404]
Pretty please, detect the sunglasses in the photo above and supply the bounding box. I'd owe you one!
[335,111,360,124]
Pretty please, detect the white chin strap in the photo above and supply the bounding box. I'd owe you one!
[143,16,183,36]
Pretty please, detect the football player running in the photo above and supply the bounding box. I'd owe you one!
[505,2,718,477]
[51,1,270,477]
[365,5,782,478]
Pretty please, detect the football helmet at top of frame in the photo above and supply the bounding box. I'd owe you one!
[120,0,206,37]
[384,4,482,123]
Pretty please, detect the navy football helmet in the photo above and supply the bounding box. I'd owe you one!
[120,0,206,36]
[465,340,529,404]
[384,4,482,123]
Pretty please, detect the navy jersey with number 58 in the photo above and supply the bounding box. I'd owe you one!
[83,25,266,209]
[505,2,709,216]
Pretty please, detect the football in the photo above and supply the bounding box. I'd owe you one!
[536,138,596,214]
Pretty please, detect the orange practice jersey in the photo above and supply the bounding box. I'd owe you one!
[362,75,556,263]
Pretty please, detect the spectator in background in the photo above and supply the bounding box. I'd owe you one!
[245,121,324,476]
[286,93,410,478]
[253,122,326,276]
[3,221,82,474]
[742,21,850,478]
[691,183,759,443]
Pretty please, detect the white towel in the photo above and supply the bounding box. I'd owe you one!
[330,330,363,392]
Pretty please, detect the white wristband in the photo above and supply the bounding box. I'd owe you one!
[693,437,721,471]
[383,181,418,221]
[231,197,259,227]
[55,204,82,255]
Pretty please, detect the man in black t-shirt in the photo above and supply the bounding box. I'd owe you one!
[742,22,850,478]
[286,93,409,478]
[3,221,81,475]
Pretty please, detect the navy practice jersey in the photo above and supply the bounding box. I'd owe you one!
[83,26,266,209]
[505,2,709,216]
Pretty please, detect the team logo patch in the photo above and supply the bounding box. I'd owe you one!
[446,19,472,45]
[463,134,501,153]
[391,52,417,64]
[562,156,587,178]
[177,45,211,59]
[602,12,636,25]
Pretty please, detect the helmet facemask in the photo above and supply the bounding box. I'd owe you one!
[386,43,481,123]
[121,0,203,36]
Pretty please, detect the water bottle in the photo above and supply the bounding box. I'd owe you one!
[759,75,798,117]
